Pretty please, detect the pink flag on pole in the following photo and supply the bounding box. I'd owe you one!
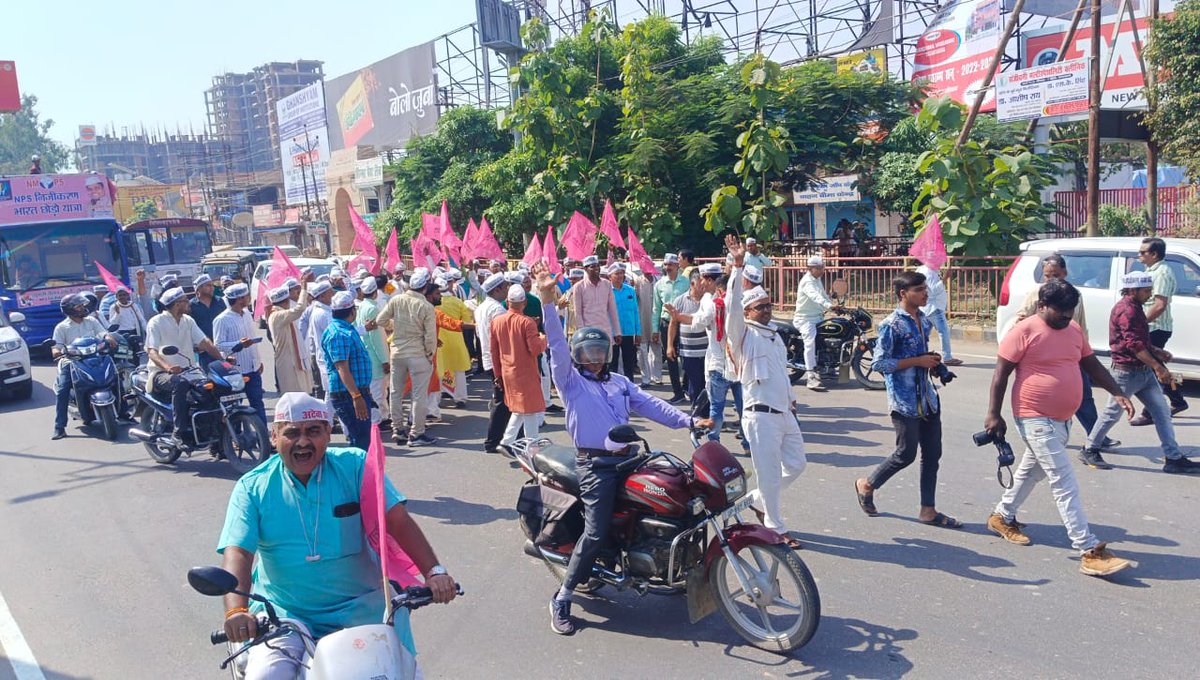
[461,219,480,263]
[94,261,128,293]
[411,233,441,271]
[361,424,423,593]
[350,206,380,273]
[438,201,463,263]
[522,233,543,268]
[909,213,948,270]
[599,200,626,250]
[255,246,303,320]
[543,225,561,275]
[477,218,506,262]
[384,229,402,273]
[625,229,660,277]
[561,211,598,261]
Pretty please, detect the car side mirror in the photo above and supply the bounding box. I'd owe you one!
[187,566,240,596]
[161,345,179,356]
[606,424,640,445]
[9,312,25,324]
[107,323,120,333]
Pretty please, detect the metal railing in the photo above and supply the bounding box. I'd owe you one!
[1051,185,1198,237]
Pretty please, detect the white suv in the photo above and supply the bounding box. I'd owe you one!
[996,237,1200,380]
[0,307,33,400]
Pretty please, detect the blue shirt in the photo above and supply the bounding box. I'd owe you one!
[322,318,373,394]
[217,448,414,653]
[189,296,226,339]
[872,307,940,418]
[612,283,641,336]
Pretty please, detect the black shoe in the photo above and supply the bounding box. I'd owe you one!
[668,394,686,404]
[484,445,501,454]
[51,428,66,440]
[549,596,576,635]
[1079,448,1113,470]
[1099,437,1121,451]
[379,419,393,432]
[545,404,564,413]
[1163,457,1200,474]
[391,432,407,445]
[455,400,467,409]
[1171,401,1189,417]
[408,433,437,447]
[1129,414,1153,427]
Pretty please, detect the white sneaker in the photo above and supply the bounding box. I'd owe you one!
[806,375,826,392]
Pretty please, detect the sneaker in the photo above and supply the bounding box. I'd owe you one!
[546,404,564,413]
[1163,457,1200,474]
[379,419,393,432]
[1128,414,1153,427]
[1078,448,1113,470]
[987,513,1031,546]
[390,432,408,445]
[454,401,468,409]
[51,428,66,440]
[408,433,438,447]
[1079,542,1133,577]
[549,596,576,635]
[942,357,964,366]
[1099,437,1121,451]
[668,394,687,404]
[1171,401,1189,417]
[497,444,515,459]
[806,376,826,392]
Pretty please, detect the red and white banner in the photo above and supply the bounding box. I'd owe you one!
[912,0,1002,110]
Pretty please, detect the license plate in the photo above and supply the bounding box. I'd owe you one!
[717,494,755,524]
[220,394,243,404]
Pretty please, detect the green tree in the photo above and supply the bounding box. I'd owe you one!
[0,94,71,175]
[132,198,158,222]
[1145,0,1200,179]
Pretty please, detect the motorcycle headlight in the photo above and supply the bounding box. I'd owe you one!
[76,343,98,356]
[724,475,746,501]
[0,339,22,353]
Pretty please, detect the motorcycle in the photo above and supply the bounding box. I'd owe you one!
[112,331,146,412]
[776,306,884,390]
[513,425,820,653]
[187,565,462,679]
[42,333,122,441]
[127,343,270,474]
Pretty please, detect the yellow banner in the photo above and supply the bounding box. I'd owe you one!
[837,49,887,77]
[114,184,188,223]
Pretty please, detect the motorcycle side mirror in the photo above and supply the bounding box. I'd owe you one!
[187,566,240,596]
[107,323,120,333]
[161,346,180,356]
[606,424,640,445]
[41,338,56,348]
[831,278,849,299]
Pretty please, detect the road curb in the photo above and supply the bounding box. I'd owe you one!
[950,325,996,343]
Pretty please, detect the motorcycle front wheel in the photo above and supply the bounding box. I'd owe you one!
[221,413,270,474]
[851,340,885,390]
[99,403,118,441]
[709,543,820,654]
[141,409,181,464]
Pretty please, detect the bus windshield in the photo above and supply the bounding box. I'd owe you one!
[170,224,212,265]
[0,219,125,291]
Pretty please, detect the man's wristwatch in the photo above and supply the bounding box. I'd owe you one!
[425,564,448,577]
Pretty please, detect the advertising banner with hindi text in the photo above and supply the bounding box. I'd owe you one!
[912,0,1002,110]
[277,83,331,207]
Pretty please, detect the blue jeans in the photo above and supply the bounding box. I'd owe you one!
[926,308,953,360]
[54,361,72,430]
[244,370,266,426]
[1086,365,1182,459]
[330,391,377,451]
[707,370,746,445]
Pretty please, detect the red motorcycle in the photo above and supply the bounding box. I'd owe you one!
[513,425,820,653]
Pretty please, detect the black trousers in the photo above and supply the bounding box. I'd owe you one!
[609,335,637,378]
[562,455,624,591]
[485,382,520,449]
[1148,329,1186,411]
[867,411,943,508]
[152,372,191,433]
[681,355,707,403]
[659,319,683,396]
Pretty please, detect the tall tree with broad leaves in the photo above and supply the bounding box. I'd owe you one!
[0,94,72,175]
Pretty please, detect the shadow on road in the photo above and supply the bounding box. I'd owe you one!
[0,379,54,413]
[786,616,918,679]
[406,495,518,525]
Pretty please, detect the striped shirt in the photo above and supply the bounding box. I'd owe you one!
[671,292,708,358]
[213,307,263,375]
[322,318,373,394]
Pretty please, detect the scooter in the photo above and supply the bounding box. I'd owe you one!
[128,343,270,474]
[512,424,820,653]
[43,333,122,441]
[112,331,146,413]
[187,565,462,679]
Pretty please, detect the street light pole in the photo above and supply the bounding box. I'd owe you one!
[1086,0,1102,237]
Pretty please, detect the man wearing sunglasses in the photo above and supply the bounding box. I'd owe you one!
[1130,237,1187,424]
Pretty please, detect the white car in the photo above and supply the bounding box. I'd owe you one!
[250,257,341,310]
[0,307,33,400]
[996,237,1200,380]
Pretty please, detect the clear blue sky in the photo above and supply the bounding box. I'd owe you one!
[6,0,477,147]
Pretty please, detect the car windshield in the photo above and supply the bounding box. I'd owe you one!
[203,262,248,280]
[255,262,336,281]
[0,220,125,291]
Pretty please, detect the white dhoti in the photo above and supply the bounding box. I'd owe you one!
[744,410,807,533]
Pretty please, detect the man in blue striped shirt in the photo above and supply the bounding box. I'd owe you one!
[607,264,641,378]
[322,291,377,450]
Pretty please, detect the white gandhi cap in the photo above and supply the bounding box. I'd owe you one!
[274,392,333,424]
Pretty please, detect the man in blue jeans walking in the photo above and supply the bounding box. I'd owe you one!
[322,291,377,450]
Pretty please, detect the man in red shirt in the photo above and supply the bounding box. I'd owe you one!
[983,279,1135,577]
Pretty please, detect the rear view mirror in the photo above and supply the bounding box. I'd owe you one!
[161,346,179,356]
[107,324,120,333]
[41,338,56,348]
[9,312,25,324]
[831,278,849,299]
[187,566,239,596]
[607,424,640,445]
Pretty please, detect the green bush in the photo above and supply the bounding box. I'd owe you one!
[1098,204,1151,237]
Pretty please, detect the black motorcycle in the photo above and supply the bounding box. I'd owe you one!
[775,307,884,390]
[128,344,270,474]
[113,331,146,413]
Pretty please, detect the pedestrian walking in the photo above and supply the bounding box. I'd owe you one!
[608,264,641,379]
[854,271,960,528]
[475,273,513,453]
[356,277,389,426]
[189,274,226,367]
[667,265,719,403]
[653,254,690,402]
[212,283,267,426]
[372,268,438,447]
[436,276,474,408]
[321,291,377,450]
[792,256,841,391]
[1130,237,1188,423]
[632,264,661,387]
[982,278,1135,576]
[306,281,336,403]
[491,285,548,453]
[573,255,621,342]
[916,261,962,367]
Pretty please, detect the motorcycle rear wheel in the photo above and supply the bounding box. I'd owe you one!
[99,404,118,441]
[222,413,270,474]
[851,342,885,390]
[709,543,820,654]
[141,409,181,464]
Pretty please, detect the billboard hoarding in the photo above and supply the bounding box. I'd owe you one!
[77,125,97,146]
[912,0,1002,110]
[837,49,887,77]
[0,173,113,224]
[996,57,1090,122]
[113,184,188,223]
[0,61,18,112]
[793,175,862,204]
[277,83,331,207]
[324,42,439,152]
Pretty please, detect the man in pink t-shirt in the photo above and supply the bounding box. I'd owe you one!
[982,279,1136,578]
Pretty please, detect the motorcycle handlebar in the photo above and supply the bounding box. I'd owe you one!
[210,615,270,646]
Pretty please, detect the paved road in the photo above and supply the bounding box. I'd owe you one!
[1,342,1197,679]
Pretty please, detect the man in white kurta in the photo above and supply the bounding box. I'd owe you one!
[725,238,806,549]
[792,256,838,391]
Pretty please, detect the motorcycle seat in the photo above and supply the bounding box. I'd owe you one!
[532,444,581,496]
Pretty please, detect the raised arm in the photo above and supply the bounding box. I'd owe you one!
[725,235,747,365]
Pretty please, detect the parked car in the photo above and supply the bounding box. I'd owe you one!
[0,306,33,400]
[996,237,1200,380]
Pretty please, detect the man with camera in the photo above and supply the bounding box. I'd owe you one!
[853,271,959,528]
[983,279,1135,576]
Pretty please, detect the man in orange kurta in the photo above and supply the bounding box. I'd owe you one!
[491,284,548,449]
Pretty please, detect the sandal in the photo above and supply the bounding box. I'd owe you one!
[782,535,803,550]
[920,512,963,529]
[854,481,878,516]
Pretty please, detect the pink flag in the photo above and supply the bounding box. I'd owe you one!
[94,261,128,293]
[361,424,423,593]
[421,213,441,241]
[599,200,626,250]
[561,211,598,261]
[625,228,660,277]
[476,218,506,262]
[461,219,480,263]
[255,246,303,320]
[522,233,543,268]
[384,229,402,273]
[543,225,561,275]
[411,232,442,271]
[439,201,463,264]
[909,213,948,270]
[350,206,380,274]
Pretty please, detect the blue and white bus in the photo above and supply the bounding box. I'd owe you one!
[0,173,129,346]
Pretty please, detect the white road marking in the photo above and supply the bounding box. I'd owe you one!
[0,589,45,680]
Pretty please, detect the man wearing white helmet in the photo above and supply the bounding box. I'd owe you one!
[268,280,314,395]
[213,283,267,425]
[792,255,844,391]
[371,267,439,447]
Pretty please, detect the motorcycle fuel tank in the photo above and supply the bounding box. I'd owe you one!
[620,462,690,517]
[817,317,857,340]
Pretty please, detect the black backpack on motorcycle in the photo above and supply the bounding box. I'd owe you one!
[516,480,583,548]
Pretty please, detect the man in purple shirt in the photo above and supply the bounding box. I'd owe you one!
[573,255,622,344]
[534,264,713,636]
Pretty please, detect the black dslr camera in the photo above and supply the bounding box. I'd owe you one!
[973,430,1016,471]
[920,352,957,385]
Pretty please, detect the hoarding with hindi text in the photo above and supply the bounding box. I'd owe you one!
[323,42,439,152]
[912,0,1001,110]
[277,83,331,207]
[996,57,1090,122]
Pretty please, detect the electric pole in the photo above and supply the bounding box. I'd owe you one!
[1086,0,1102,237]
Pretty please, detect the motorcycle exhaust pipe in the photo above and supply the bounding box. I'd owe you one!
[537,547,628,587]
[128,428,155,442]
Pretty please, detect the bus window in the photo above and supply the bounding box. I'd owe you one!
[147,227,169,265]
[124,232,150,267]
[169,225,212,264]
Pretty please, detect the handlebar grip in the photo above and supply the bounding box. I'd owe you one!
[210,630,229,645]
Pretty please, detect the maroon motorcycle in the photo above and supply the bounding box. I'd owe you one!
[513,425,820,653]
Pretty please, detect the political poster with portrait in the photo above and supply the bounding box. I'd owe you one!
[277,83,331,207]
[912,0,1002,110]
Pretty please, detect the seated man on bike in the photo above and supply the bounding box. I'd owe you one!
[144,287,223,446]
[50,293,119,440]
[531,264,714,636]
[218,392,457,679]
